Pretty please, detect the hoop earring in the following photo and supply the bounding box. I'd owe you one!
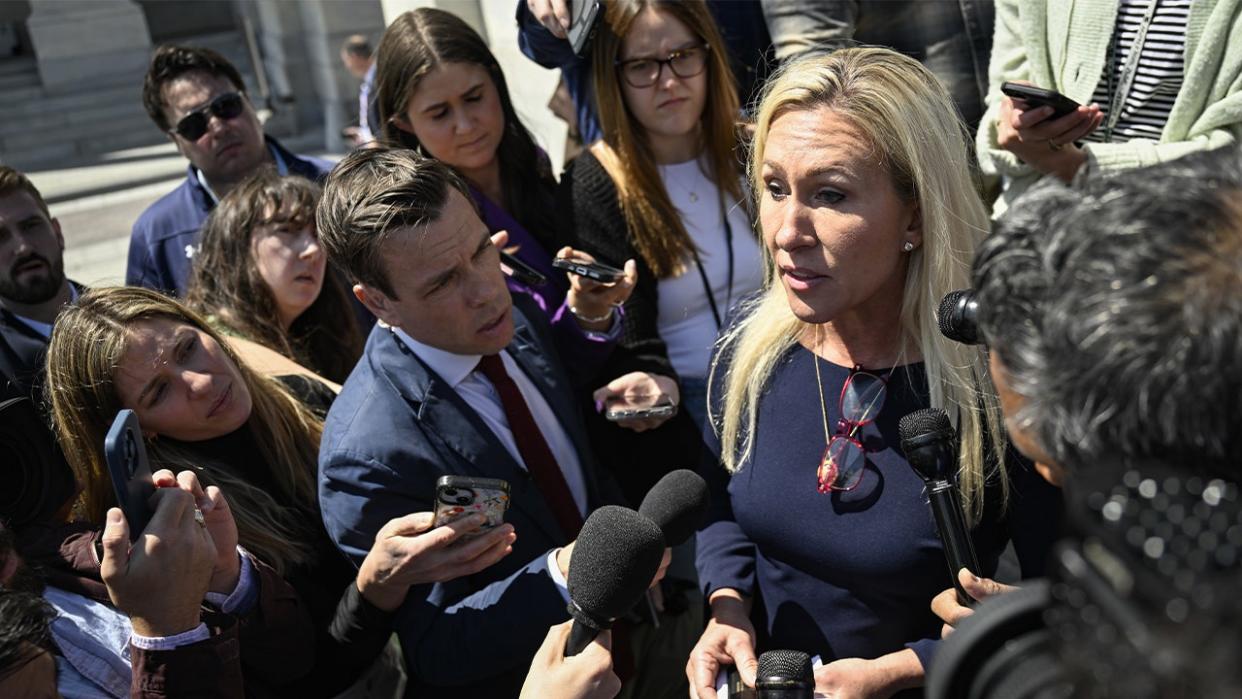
[902,241,915,252]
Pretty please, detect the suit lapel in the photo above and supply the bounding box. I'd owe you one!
[374,328,567,544]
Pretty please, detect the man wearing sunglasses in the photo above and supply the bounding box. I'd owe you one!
[127,45,333,297]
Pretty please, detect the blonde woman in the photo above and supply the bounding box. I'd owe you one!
[688,49,1063,698]
[42,287,514,697]
[560,0,763,427]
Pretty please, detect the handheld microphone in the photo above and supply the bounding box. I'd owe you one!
[899,408,981,606]
[937,289,981,345]
[755,650,814,699]
[638,469,710,546]
[564,505,666,656]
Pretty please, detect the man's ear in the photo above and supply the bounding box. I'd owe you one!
[354,283,399,327]
[51,218,64,252]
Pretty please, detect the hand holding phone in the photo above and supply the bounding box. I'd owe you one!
[104,410,156,542]
[593,372,680,432]
[1000,82,1081,119]
[433,475,511,537]
[553,257,625,284]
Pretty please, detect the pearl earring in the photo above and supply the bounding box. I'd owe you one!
[902,241,915,252]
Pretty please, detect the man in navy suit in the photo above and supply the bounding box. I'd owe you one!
[315,147,670,696]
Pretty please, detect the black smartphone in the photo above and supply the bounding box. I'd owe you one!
[552,257,624,284]
[567,0,603,56]
[104,410,155,541]
[1001,82,1081,119]
[605,403,677,422]
[499,250,548,287]
[433,475,511,538]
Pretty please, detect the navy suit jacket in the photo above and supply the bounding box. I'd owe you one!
[318,296,618,696]
[0,282,82,402]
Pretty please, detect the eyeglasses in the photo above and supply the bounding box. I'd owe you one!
[615,43,710,89]
[816,366,889,492]
[170,92,246,141]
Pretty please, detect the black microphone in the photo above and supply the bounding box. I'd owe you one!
[638,469,711,546]
[564,505,666,656]
[899,408,981,606]
[937,289,981,345]
[756,650,814,699]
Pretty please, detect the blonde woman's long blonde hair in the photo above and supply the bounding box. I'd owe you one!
[589,0,744,278]
[46,287,321,573]
[710,48,1006,522]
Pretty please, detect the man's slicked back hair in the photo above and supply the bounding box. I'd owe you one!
[315,146,472,299]
[142,44,247,133]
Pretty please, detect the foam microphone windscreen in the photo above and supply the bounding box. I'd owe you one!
[567,505,667,627]
[638,469,710,546]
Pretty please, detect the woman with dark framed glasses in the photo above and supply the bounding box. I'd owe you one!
[689,48,1063,698]
[559,0,764,429]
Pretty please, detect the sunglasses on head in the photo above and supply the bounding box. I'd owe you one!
[171,92,246,141]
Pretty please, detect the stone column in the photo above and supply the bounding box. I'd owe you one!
[25,0,150,93]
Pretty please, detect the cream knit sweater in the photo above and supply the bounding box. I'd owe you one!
[977,0,1242,216]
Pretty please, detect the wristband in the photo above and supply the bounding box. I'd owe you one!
[569,304,615,324]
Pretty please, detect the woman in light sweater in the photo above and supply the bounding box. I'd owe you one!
[978,0,1242,216]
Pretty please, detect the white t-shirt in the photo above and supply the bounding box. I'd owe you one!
[655,159,764,380]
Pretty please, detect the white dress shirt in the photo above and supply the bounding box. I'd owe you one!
[392,327,589,516]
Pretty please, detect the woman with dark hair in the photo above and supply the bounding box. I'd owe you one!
[374,7,637,343]
[185,169,363,384]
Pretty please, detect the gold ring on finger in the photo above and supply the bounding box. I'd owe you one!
[194,508,207,528]
[1047,139,1064,151]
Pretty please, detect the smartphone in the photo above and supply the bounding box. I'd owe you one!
[103,409,155,541]
[552,257,624,284]
[432,475,511,537]
[605,403,677,422]
[567,0,603,56]
[1001,82,1081,118]
[499,250,548,288]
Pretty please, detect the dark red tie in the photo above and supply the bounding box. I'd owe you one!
[476,354,584,539]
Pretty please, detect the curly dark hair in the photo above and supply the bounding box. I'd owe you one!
[972,146,1242,472]
[142,44,247,133]
[0,591,54,684]
[185,169,364,383]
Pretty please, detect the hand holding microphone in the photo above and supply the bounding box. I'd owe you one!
[899,408,982,606]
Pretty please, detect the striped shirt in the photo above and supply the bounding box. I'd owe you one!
[1084,0,1191,143]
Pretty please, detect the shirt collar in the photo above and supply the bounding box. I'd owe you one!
[391,325,483,388]
[8,283,77,339]
[193,141,288,206]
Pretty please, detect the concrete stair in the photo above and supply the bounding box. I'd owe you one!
[0,30,272,171]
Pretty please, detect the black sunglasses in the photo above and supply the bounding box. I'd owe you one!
[171,92,246,141]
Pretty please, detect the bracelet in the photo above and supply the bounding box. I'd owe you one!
[569,304,615,324]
